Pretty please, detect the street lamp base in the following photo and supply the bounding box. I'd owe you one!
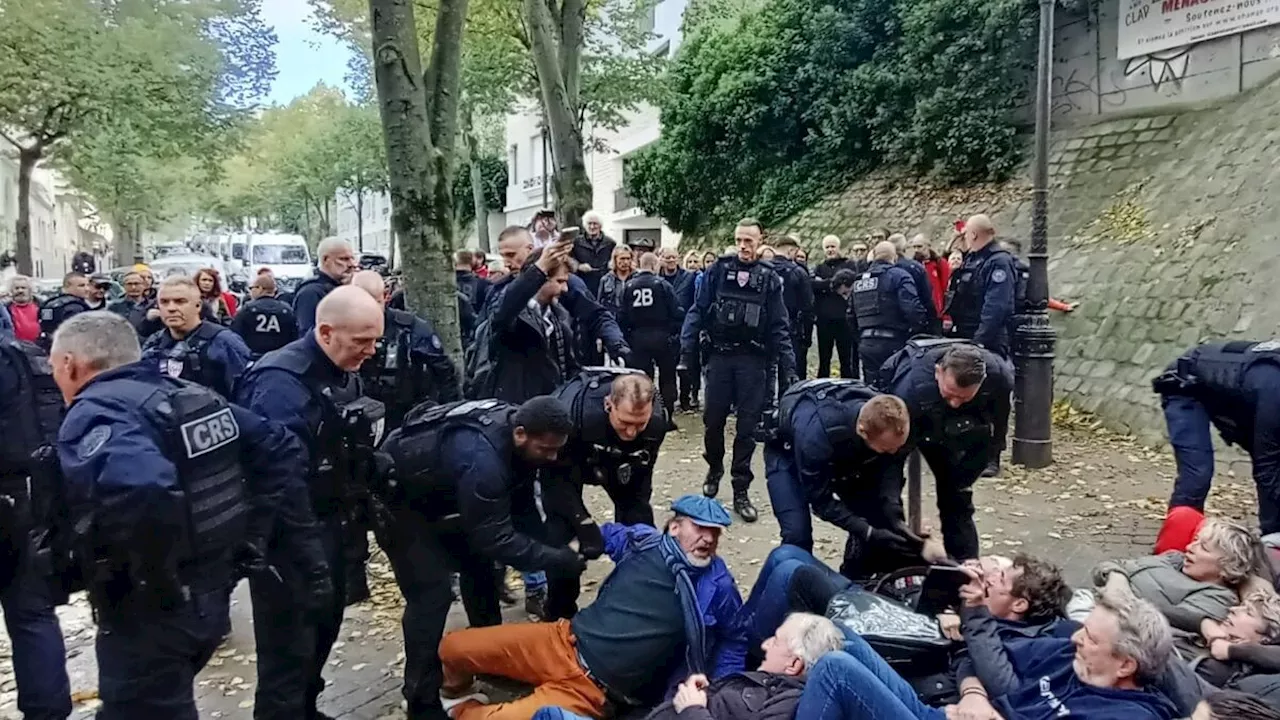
[1012,436,1053,468]
[1013,309,1056,469]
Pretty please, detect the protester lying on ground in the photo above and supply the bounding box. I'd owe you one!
[1193,688,1280,719]
[1187,591,1280,707]
[791,585,1180,719]
[1092,518,1268,652]
[436,496,748,720]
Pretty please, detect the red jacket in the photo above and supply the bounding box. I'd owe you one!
[8,302,39,342]
[922,256,950,314]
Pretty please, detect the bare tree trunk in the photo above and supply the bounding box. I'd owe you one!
[368,0,469,368]
[355,188,365,252]
[133,218,143,263]
[15,148,39,276]
[113,220,135,267]
[464,110,491,252]
[523,0,592,228]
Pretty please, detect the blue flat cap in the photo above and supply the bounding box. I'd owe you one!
[671,494,732,528]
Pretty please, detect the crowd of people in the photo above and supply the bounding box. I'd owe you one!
[0,206,1275,720]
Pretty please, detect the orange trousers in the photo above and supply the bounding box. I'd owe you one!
[439,619,607,720]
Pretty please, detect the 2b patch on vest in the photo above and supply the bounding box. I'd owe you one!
[180,408,240,458]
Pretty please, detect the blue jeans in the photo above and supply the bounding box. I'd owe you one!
[0,569,71,719]
[739,545,850,647]
[96,588,231,720]
[764,447,813,551]
[1162,394,1215,511]
[796,633,946,720]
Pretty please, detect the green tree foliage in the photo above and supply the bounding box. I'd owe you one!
[0,0,277,269]
[452,153,507,231]
[627,0,1037,236]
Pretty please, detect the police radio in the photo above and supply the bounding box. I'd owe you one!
[339,396,387,449]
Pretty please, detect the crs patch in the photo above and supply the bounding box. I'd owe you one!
[854,277,878,293]
[180,408,241,458]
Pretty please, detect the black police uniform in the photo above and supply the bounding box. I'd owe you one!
[0,338,71,718]
[230,296,298,357]
[763,380,911,572]
[849,259,928,381]
[1154,341,1280,534]
[945,242,1017,357]
[237,335,386,719]
[618,270,684,420]
[881,339,1013,560]
[142,321,254,399]
[37,294,90,349]
[375,399,585,719]
[362,307,462,430]
[292,271,344,335]
[57,363,313,720]
[680,256,796,521]
[811,257,858,379]
[773,256,814,382]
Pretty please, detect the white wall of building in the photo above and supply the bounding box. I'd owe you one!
[0,156,83,279]
[503,0,688,249]
[333,188,507,265]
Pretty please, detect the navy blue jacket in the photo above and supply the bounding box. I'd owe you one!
[896,257,942,335]
[57,363,309,561]
[235,334,346,469]
[291,271,344,335]
[483,271,629,358]
[680,257,796,374]
[660,267,696,313]
[230,297,298,357]
[772,258,814,335]
[849,260,928,338]
[141,323,254,399]
[948,244,1016,353]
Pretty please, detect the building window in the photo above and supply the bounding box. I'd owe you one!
[639,3,656,34]
[509,144,519,182]
[530,134,543,181]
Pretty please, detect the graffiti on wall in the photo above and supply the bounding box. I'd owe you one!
[1122,45,1195,91]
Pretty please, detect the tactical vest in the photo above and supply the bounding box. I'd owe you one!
[945,249,1012,335]
[876,337,974,393]
[0,340,65,476]
[363,310,416,422]
[1179,341,1280,414]
[854,264,904,332]
[37,294,89,348]
[383,399,515,517]
[554,367,661,485]
[147,322,224,392]
[709,260,771,351]
[83,377,249,587]
[249,343,383,514]
[776,378,879,447]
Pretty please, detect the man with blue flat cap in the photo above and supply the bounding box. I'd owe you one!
[436,494,749,720]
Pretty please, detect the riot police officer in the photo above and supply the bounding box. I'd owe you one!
[51,311,320,720]
[293,237,358,334]
[945,214,1016,357]
[618,253,684,421]
[770,235,814,381]
[141,275,253,399]
[849,242,928,380]
[374,396,586,719]
[880,339,1013,562]
[1153,341,1280,535]
[680,218,796,522]
[0,334,71,720]
[536,369,670,619]
[37,272,91,349]
[236,286,386,719]
[230,273,298,357]
[352,270,460,427]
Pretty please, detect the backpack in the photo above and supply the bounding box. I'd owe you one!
[462,318,498,400]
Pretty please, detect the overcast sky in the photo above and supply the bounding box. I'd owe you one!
[262,0,354,104]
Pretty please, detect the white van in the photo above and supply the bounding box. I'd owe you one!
[247,233,313,280]
[228,233,249,269]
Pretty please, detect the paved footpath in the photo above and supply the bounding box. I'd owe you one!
[0,412,1258,719]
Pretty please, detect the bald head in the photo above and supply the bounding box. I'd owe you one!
[872,241,897,263]
[965,214,996,251]
[315,286,385,371]
[351,270,387,307]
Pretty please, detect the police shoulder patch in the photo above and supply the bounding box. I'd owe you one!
[991,269,1007,283]
[180,407,240,458]
[1252,340,1280,352]
[77,425,112,459]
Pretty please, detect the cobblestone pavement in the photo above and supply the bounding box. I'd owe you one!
[0,413,1259,719]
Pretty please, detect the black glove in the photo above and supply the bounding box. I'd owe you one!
[548,548,589,578]
[576,520,605,561]
[868,527,924,558]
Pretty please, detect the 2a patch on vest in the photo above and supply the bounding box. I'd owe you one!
[181,408,240,458]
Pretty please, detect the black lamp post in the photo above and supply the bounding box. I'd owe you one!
[1012,0,1056,469]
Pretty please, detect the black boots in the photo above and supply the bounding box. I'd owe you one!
[733,488,758,523]
[703,468,723,498]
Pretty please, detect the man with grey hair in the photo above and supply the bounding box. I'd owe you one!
[51,311,323,719]
[795,585,1179,719]
[293,236,357,334]
[6,275,40,343]
[572,210,616,299]
[141,275,253,399]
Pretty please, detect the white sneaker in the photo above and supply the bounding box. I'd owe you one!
[441,692,489,712]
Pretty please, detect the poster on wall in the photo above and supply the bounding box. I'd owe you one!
[1119,0,1280,59]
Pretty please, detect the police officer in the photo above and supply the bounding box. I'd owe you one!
[537,369,669,619]
[945,214,1016,357]
[51,311,320,720]
[231,273,298,357]
[37,271,91,349]
[1153,341,1280,535]
[619,253,684,421]
[771,235,815,381]
[293,237,358,334]
[374,396,587,719]
[352,270,460,428]
[680,217,797,522]
[850,241,929,380]
[141,275,253,399]
[891,233,943,337]
[0,333,71,719]
[236,286,386,719]
[880,339,1013,562]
